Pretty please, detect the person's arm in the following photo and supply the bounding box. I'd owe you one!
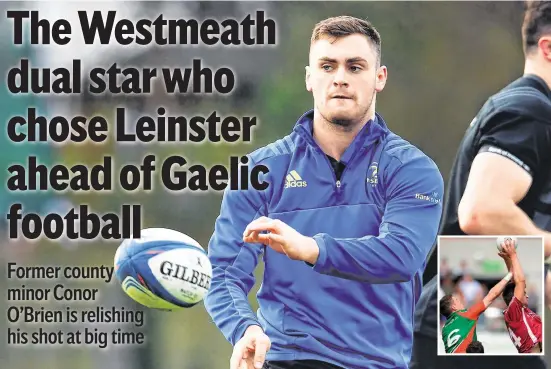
[465,249,514,319]
[504,243,527,303]
[309,151,444,283]
[458,153,549,244]
[511,254,527,303]
[203,174,268,345]
[482,272,513,309]
[457,116,551,258]
[461,272,513,321]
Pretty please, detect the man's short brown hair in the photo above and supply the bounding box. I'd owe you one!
[311,16,382,62]
[439,294,455,319]
[522,1,551,54]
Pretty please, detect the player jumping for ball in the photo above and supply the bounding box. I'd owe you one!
[439,251,513,354]
[499,239,543,353]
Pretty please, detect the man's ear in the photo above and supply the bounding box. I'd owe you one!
[305,65,312,92]
[539,36,551,62]
[375,65,387,93]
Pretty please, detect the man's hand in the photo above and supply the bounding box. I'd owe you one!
[231,325,271,369]
[243,217,319,264]
[498,250,512,271]
[501,239,518,258]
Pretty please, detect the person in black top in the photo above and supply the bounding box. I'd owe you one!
[411,2,551,368]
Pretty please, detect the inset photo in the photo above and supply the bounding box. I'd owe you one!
[437,236,544,356]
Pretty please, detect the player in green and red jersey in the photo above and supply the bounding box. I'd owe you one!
[439,252,514,354]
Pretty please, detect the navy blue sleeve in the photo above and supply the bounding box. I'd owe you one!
[311,152,444,283]
[203,177,267,345]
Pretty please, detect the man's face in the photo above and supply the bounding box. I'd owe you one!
[305,34,387,128]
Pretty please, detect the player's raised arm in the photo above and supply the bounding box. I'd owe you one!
[462,267,513,321]
[457,117,551,258]
[463,249,513,316]
[480,270,513,311]
[501,240,527,304]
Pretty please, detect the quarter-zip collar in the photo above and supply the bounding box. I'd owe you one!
[293,109,389,164]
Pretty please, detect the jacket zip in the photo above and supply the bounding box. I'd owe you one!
[335,152,357,194]
[318,151,340,190]
[296,123,383,192]
[333,139,382,194]
[295,124,342,190]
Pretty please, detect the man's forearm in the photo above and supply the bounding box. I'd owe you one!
[459,200,551,258]
[484,272,513,305]
[491,273,512,295]
[510,255,526,285]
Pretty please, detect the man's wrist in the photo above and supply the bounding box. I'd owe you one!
[244,324,264,336]
[234,321,263,343]
[303,237,319,265]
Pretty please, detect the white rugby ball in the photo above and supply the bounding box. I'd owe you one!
[114,228,212,310]
[496,236,518,252]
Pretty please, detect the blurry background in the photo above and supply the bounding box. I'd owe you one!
[1,1,548,368]
[438,237,545,355]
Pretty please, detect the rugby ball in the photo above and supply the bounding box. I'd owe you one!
[496,236,518,252]
[114,228,212,310]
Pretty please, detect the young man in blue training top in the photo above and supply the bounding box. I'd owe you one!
[204,15,444,369]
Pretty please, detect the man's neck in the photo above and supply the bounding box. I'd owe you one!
[524,59,551,91]
[312,110,374,161]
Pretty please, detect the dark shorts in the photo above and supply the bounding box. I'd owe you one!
[263,360,344,369]
[410,332,547,369]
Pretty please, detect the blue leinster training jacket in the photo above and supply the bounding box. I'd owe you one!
[204,109,444,369]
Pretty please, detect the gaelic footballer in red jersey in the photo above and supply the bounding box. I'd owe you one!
[499,240,543,353]
[502,284,542,353]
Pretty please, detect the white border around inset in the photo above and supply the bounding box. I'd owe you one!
[435,235,545,357]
